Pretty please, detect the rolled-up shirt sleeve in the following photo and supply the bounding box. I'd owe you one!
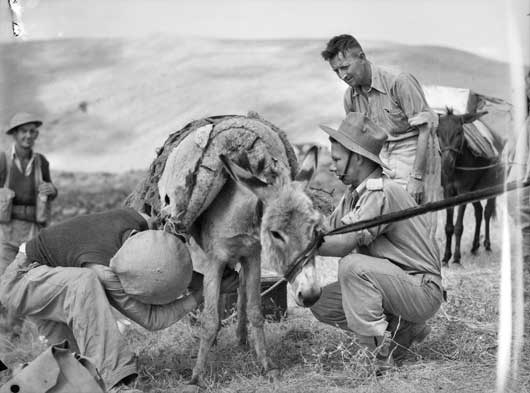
[340,191,388,248]
[86,264,198,331]
[392,73,430,119]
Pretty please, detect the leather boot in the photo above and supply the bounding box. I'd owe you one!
[392,321,431,360]
[357,331,394,375]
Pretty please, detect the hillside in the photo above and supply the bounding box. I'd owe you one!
[0,36,511,172]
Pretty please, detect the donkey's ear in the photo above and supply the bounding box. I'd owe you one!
[219,154,273,201]
[294,145,318,188]
[462,111,488,124]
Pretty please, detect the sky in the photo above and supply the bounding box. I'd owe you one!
[0,0,528,63]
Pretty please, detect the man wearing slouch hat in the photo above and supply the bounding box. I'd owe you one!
[311,112,443,371]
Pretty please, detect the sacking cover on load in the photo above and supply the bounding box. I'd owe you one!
[125,112,299,234]
[110,230,193,305]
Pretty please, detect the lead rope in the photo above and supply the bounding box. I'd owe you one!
[260,177,530,299]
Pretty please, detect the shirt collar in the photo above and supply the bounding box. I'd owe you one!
[351,63,387,97]
[11,144,35,177]
[353,167,383,195]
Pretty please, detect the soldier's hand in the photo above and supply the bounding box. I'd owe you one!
[38,182,55,196]
[407,177,424,204]
[409,111,439,130]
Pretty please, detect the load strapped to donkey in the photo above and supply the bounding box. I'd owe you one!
[125,112,325,384]
[423,85,513,160]
[125,111,299,234]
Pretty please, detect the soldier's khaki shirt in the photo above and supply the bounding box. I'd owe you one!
[328,171,441,277]
[344,63,431,141]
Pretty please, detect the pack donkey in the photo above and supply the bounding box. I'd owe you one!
[436,109,504,265]
[128,114,324,385]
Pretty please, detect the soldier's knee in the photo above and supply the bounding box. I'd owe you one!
[338,254,367,280]
[73,269,103,293]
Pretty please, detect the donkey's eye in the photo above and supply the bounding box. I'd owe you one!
[270,230,285,242]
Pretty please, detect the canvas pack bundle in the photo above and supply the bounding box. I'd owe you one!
[0,152,15,224]
[34,153,51,225]
[0,340,105,393]
[126,112,299,235]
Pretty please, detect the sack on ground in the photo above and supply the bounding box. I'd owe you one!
[0,340,105,393]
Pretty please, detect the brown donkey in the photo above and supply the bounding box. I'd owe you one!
[155,116,324,385]
[437,109,504,265]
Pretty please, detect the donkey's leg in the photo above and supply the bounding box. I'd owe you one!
[236,264,249,348]
[443,208,454,265]
[484,198,496,251]
[245,255,279,379]
[453,204,467,264]
[190,264,223,386]
[471,202,483,254]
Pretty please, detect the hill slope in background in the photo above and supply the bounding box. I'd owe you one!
[0,36,511,172]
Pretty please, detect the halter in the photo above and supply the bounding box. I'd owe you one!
[260,227,325,296]
[438,131,501,171]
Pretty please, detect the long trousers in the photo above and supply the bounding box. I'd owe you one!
[0,250,137,390]
[310,253,443,338]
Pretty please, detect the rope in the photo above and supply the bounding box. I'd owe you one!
[327,178,530,236]
[260,178,530,299]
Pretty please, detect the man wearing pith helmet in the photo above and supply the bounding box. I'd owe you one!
[0,113,57,275]
[310,112,443,371]
[0,208,238,393]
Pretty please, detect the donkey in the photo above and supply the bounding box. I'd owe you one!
[160,145,324,385]
[437,109,504,265]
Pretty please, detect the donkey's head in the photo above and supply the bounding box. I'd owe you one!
[221,147,324,307]
[437,108,487,184]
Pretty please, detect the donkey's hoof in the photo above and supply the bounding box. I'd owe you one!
[238,338,249,349]
[452,261,463,269]
[266,368,281,383]
[470,246,479,255]
[484,242,491,251]
[188,375,206,388]
[179,384,201,393]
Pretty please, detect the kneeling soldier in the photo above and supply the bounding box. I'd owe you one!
[311,112,443,370]
[0,208,237,393]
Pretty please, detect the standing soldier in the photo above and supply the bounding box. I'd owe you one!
[321,34,441,237]
[0,113,57,272]
[0,113,57,332]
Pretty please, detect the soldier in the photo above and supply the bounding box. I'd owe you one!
[311,112,443,370]
[321,34,441,237]
[0,113,57,273]
[0,208,238,393]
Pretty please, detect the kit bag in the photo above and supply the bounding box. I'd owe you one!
[0,340,105,393]
[0,152,15,224]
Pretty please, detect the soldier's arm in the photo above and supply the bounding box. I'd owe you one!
[86,263,201,331]
[40,156,58,200]
[394,74,435,203]
[319,190,387,257]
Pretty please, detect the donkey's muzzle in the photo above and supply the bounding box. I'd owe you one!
[297,286,322,308]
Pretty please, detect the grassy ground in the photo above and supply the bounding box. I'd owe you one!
[0,169,529,392]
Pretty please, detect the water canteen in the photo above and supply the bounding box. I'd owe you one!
[110,229,193,305]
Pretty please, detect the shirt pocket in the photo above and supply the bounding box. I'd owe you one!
[383,107,407,123]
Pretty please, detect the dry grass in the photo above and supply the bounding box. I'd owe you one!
[0,172,529,392]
